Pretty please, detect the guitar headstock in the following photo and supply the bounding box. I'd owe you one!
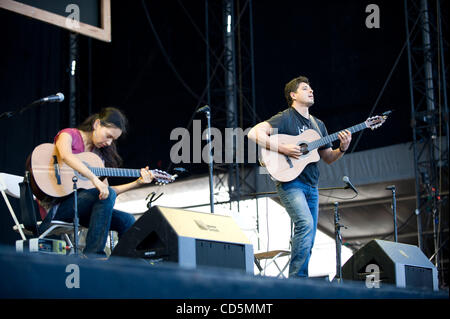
[152,169,177,185]
[365,111,391,130]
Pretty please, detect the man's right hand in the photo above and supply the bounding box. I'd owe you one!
[280,144,302,159]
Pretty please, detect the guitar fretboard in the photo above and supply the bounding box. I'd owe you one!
[90,167,141,178]
[306,122,367,151]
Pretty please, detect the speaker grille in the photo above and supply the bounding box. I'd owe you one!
[196,240,246,270]
[405,265,433,290]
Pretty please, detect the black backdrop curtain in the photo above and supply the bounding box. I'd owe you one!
[0,9,69,245]
[2,1,448,246]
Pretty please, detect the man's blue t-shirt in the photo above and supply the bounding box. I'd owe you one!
[266,107,332,186]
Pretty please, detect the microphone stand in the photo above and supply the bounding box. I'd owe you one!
[196,105,214,214]
[334,202,346,283]
[320,185,349,283]
[0,95,63,120]
[0,99,42,120]
[205,109,214,214]
[72,176,80,256]
[386,185,398,242]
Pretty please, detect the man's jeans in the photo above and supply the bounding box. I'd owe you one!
[276,179,319,278]
[54,187,135,256]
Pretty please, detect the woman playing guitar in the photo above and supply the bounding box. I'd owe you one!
[36,107,154,258]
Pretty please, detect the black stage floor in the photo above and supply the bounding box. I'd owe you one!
[0,245,447,300]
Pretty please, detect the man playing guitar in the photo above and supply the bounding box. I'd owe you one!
[248,76,352,278]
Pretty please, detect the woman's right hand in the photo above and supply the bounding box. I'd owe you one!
[93,177,109,200]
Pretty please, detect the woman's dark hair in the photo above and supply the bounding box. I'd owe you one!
[78,107,128,168]
[284,76,310,106]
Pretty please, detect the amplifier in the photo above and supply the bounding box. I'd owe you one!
[342,239,438,291]
[16,238,68,255]
[112,206,254,274]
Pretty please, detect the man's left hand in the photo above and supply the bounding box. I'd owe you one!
[338,129,352,152]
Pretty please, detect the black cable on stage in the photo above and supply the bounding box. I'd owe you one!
[318,193,358,201]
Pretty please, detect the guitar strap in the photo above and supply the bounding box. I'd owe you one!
[309,115,323,137]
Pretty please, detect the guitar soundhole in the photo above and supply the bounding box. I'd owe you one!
[299,143,309,155]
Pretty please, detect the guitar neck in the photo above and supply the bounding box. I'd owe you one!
[90,167,141,178]
[307,122,368,151]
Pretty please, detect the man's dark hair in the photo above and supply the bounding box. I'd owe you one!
[284,76,310,106]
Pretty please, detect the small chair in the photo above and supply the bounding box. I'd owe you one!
[254,250,291,278]
[0,172,77,250]
[0,172,27,241]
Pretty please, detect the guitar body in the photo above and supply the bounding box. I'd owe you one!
[29,143,176,199]
[31,143,104,197]
[260,129,321,182]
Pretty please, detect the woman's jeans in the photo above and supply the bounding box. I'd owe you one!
[276,179,319,278]
[54,187,135,256]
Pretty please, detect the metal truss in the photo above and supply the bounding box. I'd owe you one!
[205,0,259,210]
[404,0,449,287]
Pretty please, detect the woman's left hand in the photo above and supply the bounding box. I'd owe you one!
[137,166,154,185]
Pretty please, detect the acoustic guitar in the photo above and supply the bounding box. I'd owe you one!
[29,143,176,198]
[259,113,390,182]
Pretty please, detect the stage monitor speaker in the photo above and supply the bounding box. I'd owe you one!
[342,239,438,291]
[111,206,254,274]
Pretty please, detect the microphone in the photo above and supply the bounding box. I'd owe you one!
[343,176,358,194]
[39,93,65,103]
[17,92,65,116]
[196,105,210,114]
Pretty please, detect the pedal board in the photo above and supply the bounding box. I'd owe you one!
[16,238,69,255]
